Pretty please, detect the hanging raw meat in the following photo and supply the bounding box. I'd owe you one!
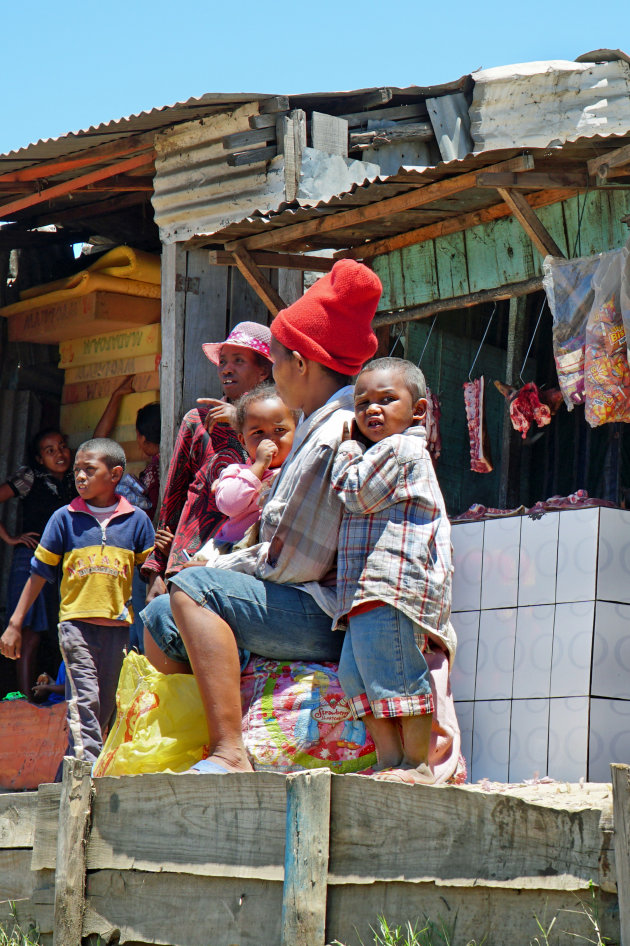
[494,380,562,439]
[424,385,442,462]
[463,377,493,473]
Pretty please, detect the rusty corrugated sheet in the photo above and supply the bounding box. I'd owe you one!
[470,59,630,152]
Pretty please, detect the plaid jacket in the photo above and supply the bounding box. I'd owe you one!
[213,387,355,617]
[331,426,456,660]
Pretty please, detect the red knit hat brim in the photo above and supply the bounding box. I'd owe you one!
[271,260,381,375]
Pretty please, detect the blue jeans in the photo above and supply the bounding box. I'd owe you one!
[338,605,433,719]
[141,566,344,665]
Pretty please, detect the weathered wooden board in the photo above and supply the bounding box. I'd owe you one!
[60,390,159,433]
[62,371,160,405]
[329,778,613,890]
[435,230,468,298]
[63,351,161,385]
[86,773,287,879]
[182,252,228,410]
[326,881,620,946]
[229,262,271,331]
[83,869,283,946]
[58,323,161,370]
[0,849,35,901]
[7,292,160,344]
[0,792,38,848]
[31,784,62,871]
[374,189,630,313]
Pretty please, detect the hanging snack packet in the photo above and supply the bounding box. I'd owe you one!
[584,248,630,428]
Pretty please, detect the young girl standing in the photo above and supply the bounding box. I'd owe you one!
[0,429,75,696]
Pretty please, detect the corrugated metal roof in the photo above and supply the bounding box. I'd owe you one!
[186,132,630,253]
[0,92,277,169]
[470,59,630,152]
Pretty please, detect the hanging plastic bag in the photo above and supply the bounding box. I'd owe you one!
[94,650,209,776]
[620,238,630,362]
[584,248,630,428]
[543,253,603,410]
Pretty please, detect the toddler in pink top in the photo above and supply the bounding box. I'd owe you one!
[198,385,299,555]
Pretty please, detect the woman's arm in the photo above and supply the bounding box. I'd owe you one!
[93,375,135,438]
[0,481,39,547]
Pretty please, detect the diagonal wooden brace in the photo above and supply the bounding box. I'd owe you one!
[232,246,288,317]
[497,186,565,258]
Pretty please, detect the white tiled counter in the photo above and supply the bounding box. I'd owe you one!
[450,507,630,782]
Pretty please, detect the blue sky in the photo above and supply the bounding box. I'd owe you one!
[0,0,627,154]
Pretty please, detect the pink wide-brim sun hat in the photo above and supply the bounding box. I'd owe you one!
[202,321,272,365]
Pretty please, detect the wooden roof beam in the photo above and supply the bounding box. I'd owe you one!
[208,250,334,272]
[588,142,630,181]
[477,170,588,189]
[496,187,565,258]
[224,154,535,254]
[231,246,288,317]
[0,132,156,185]
[0,152,155,222]
[0,176,154,195]
[337,187,576,261]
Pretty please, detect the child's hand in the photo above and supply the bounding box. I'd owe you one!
[197,399,237,432]
[32,678,52,701]
[341,421,351,442]
[180,558,207,568]
[0,623,23,660]
[255,439,278,470]
[154,527,174,555]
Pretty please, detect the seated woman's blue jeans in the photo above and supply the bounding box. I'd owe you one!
[140,566,343,665]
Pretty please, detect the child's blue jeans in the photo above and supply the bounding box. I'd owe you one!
[338,604,434,719]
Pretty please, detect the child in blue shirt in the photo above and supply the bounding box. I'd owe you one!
[0,438,154,768]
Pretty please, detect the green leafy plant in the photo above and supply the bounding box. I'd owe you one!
[330,913,485,946]
[0,903,40,946]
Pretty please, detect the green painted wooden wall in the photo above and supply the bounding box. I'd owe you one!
[374,190,630,311]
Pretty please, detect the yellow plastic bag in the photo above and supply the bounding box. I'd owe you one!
[93,651,209,776]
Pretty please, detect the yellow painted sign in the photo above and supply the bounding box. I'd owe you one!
[59,324,161,369]
[62,371,160,405]
[7,292,160,345]
[63,353,161,385]
[60,391,159,435]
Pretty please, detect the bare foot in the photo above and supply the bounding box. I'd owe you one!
[373,763,436,785]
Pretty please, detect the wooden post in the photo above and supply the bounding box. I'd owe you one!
[281,769,331,946]
[53,758,93,946]
[612,764,630,946]
[159,241,187,489]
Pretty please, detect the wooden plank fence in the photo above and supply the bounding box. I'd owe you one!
[1,763,628,946]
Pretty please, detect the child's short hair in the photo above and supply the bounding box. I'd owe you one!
[235,383,301,431]
[76,438,126,472]
[136,402,161,445]
[359,357,427,401]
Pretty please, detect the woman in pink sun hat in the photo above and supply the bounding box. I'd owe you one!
[141,261,383,773]
[141,321,273,603]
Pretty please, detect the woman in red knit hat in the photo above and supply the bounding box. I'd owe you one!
[142,260,382,773]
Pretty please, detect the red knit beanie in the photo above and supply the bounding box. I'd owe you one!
[271,260,381,375]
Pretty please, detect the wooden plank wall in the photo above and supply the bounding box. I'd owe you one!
[373,190,630,312]
[1,771,622,946]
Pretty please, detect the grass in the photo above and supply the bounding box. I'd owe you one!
[331,914,485,946]
[331,884,611,946]
[0,904,39,946]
